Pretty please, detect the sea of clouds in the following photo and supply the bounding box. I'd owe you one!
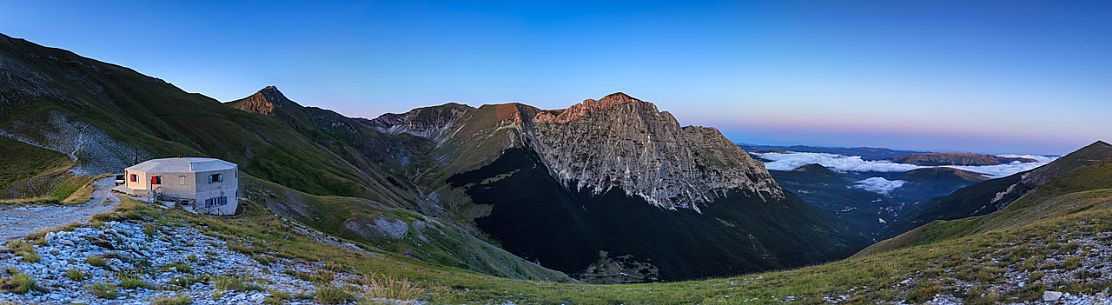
[852,177,907,195]
[753,152,1056,178]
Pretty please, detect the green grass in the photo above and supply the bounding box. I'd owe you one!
[0,137,103,205]
[0,137,72,193]
[313,285,354,305]
[51,175,99,203]
[0,272,37,294]
[90,282,118,299]
[3,240,40,263]
[213,276,263,292]
[150,294,193,305]
[118,273,152,289]
[169,275,208,288]
[86,255,108,268]
[65,269,87,281]
[362,274,426,302]
[164,261,192,274]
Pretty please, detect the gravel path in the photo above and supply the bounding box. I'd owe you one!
[0,177,120,240]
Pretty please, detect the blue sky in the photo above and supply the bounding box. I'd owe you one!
[2,0,1109,154]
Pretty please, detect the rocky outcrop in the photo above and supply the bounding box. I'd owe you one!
[371,92,785,210]
[229,85,286,115]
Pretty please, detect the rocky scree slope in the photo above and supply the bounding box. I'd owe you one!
[1,221,372,304]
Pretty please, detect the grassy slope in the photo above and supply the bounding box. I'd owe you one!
[0,136,71,191]
[0,33,578,280]
[896,141,1112,233]
[81,173,1112,304]
[859,155,1112,257]
[0,136,101,204]
[0,34,410,205]
[241,175,569,281]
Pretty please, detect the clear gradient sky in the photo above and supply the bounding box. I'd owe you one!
[2,1,1109,154]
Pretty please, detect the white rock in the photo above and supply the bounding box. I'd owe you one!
[1044,290,1064,301]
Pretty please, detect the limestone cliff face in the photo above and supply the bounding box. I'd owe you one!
[527,93,782,210]
[369,92,784,210]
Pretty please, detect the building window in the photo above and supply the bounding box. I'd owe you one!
[209,173,223,183]
[130,174,137,182]
[151,176,162,185]
[206,196,228,206]
[179,176,186,185]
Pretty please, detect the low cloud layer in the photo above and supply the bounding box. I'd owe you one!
[852,177,907,195]
[753,152,1055,178]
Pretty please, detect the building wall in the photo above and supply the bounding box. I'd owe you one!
[191,167,238,215]
[122,170,196,199]
[122,166,239,215]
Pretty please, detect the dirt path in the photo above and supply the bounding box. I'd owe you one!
[0,177,120,240]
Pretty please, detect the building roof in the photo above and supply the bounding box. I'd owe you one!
[126,157,236,173]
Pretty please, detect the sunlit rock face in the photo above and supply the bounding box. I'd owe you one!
[369,92,784,210]
[527,92,783,210]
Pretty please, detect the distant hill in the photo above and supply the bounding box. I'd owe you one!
[890,152,1037,166]
[860,140,1112,256]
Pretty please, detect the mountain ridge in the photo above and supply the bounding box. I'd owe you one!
[864,140,1112,254]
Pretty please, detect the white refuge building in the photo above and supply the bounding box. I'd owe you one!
[115,157,239,215]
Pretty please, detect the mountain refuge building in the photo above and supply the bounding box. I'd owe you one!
[114,157,238,215]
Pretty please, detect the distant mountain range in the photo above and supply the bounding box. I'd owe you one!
[740,144,923,161]
[890,152,1037,166]
[742,144,1043,166]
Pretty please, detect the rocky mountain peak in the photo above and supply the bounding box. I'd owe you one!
[535,92,661,124]
[526,93,784,210]
[366,92,785,210]
[232,85,299,115]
